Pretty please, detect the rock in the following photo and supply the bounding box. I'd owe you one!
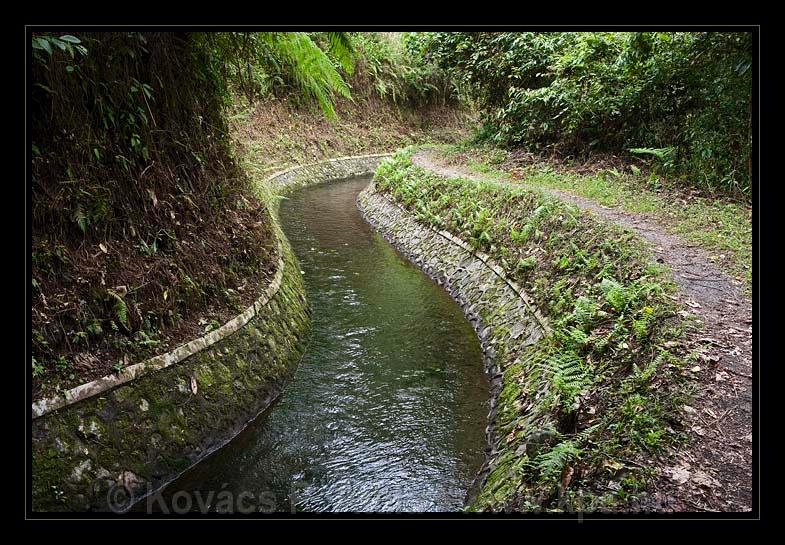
[509,322,527,340]
[668,464,691,485]
[54,437,69,454]
[69,459,92,483]
[525,428,557,456]
[176,377,190,394]
[77,416,104,441]
[118,470,145,492]
[139,398,149,412]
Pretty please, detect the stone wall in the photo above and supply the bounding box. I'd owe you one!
[31,237,310,512]
[357,181,549,506]
[30,155,388,513]
[266,154,390,197]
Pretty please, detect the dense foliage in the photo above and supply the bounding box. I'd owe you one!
[348,32,461,107]
[416,32,753,195]
[30,31,357,393]
[198,32,459,113]
[200,32,355,117]
[30,30,463,394]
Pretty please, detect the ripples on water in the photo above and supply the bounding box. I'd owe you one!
[147,176,489,513]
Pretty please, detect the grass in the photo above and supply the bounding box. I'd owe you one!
[373,148,691,512]
[431,143,752,295]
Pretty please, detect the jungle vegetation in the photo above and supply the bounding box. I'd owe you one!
[30,30,752,397]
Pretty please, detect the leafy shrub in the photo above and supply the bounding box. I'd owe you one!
[348,32,462,107]
[416,31,752,195]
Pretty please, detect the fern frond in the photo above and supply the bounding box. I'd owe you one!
[73,203,88,234]
[599,278,629,312]
[538,350,593,409]
[265,32,352,118]
[565,326,589,349]
[108,290,128,327]
[573,295,597,329]
[536,440,581,483]
[326,32,356,75]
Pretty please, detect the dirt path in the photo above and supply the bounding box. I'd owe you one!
[411,149,753,512]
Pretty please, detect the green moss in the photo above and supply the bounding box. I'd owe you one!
[32,225,311,512]
[195,364,216,389]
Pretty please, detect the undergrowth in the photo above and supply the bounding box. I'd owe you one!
[435,143,752,294]
[374,148,691,512]
[31,32,277,398]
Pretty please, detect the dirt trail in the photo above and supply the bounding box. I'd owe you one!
[411,149,753,512]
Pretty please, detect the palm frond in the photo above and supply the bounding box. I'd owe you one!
[265,32,352,118]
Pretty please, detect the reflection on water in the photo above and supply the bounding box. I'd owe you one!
[147,176,488,513]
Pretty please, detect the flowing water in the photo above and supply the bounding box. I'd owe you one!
[143,176,489,513]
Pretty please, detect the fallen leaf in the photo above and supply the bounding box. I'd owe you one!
[559,465,574,493]
[692,470,719,489]
[669,465,691,485]
[698,352,721,364]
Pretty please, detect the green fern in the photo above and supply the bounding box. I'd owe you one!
[572,296,597,329]
[599,278,629,313]
[539,351,593,409]
[326,32,356,75]
[108,290,128,328]
[73,203,88,234]
[265,32,352,118]
[536,440,581,483]
[629,146,675,161]
[564,326,589,349]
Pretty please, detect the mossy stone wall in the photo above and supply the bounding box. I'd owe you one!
[31,245,309,512]
[31,155,389,513]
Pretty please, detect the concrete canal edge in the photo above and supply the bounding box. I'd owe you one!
[30,154,389,512]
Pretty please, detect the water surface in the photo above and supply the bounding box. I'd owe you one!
[148,176,488,512]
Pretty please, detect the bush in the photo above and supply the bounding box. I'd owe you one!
[417,31,752,196]
[348,32,462,107]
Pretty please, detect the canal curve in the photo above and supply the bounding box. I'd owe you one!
[147,175,489,512]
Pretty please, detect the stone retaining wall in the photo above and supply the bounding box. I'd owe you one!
[357,181,549,505]
[31,155,388,513]
[267,154,390,197]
